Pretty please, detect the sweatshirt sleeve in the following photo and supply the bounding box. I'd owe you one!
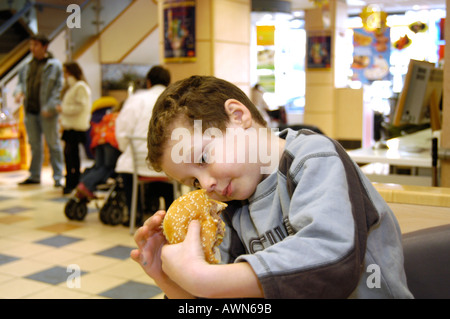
[115,95,138,152]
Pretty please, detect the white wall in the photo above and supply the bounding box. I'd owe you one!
[75,27,160,102]
[122,28,160,65]
[76,40,102,102]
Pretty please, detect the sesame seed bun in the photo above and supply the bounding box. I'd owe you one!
[162,189,227,264]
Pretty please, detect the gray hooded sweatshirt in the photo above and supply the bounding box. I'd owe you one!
[220,129,413,299]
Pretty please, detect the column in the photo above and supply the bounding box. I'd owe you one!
[158,0,251,94]
[303,0,349,139]
[441,0,450,187]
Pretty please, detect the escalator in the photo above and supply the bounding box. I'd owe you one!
[0,8,33,79]
[0,0,88,80]
[0,0,136,83]
[1,0,153,117]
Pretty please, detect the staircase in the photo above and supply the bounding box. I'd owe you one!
[1,0,158,112]
[0,0,90,80]
[0,9,30,59]
[0,6,33,78]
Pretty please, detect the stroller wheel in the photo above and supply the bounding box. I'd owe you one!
[99,203,110,225]
[65,198,88,221]
[64,199,78,220]
[108,206,124,226]
[74,202,88,220]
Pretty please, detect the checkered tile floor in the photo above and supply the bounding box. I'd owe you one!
[0,166,164,299]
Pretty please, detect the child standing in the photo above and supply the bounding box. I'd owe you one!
[131,75,413,299]
[57,62,91,194]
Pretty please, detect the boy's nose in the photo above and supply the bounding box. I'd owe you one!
[199,175,216,193]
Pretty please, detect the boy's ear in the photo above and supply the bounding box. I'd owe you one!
[224,99,252,128]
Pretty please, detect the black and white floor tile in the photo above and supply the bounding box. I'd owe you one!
[0,167,163,299]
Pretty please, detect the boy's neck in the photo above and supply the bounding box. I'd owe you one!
[258,128,286,177]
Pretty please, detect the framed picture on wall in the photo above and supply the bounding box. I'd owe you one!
[306,33,332,70]
[163,0,196,63]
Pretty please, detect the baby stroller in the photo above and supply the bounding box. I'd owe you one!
[64,96,126,225]
[64,175,127,225]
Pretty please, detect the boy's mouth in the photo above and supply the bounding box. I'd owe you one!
[221,182,232,198]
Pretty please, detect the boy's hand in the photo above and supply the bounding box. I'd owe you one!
[130,210,167,280]
[161,220,209,291]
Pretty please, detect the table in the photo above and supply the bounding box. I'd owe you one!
[347,129,434,186]
[373,183,450,234]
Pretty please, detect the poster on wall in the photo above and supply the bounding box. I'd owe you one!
[163,0,196,63]
[256,25,275,46]
[351,27,391,83]
[101,64,150,93]
[257,49,275,70]
[306,33,331,70]
[256,25,276,93]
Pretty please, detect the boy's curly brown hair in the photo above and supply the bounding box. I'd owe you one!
[147,75,267,172]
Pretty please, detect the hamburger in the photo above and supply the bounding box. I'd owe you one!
[162,189,227,264]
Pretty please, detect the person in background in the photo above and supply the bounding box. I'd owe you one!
[56,62,91,194]
[115,65,173,226]
[14,33,64,187]
[74,101,122,201]
[250,83,272,127]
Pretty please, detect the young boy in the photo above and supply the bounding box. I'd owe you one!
[130,75,413,299]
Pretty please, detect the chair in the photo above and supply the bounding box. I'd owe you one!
[127,136,179,234]
[402,224,450,298]
[278,123,324,135]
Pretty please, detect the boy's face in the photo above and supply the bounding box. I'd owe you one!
[160,100,277,202]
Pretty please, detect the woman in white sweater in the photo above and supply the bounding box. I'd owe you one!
[114,65,173,226]
[56,62,91,194]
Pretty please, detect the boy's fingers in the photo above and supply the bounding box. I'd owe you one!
[144,210,166,227]
[130,249,141,262]
[135,212,164,241]
[185,219,201,244]
[134,225,148,247]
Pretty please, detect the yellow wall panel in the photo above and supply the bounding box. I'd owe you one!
[305,85,334,112]
[214,42,250,83]
[305,70,333,85]
[303,113,335,137]
[163,41,213,82]
[304,7,327,31]
[196,0,212,40]
[213,0,250,43]
[335,88,363,140]
[158,0,250,90]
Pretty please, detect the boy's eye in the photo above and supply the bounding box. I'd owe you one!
[193,179,201,189]
[201,152,208,163]
[197,151,209,165]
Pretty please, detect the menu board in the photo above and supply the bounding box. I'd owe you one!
[352,27,391,83]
